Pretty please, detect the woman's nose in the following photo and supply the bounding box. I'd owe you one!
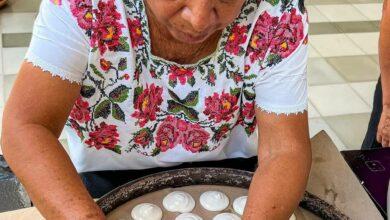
[182,1,217,33]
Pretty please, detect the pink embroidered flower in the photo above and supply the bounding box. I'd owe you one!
[247,11,278,63]
[269,8,304,58]
[155,116,180,152]
[213,124,230,142]
[244,65,250,73]
[91,0,124,55]
[204,91,239,123]
[124,73,130,80]
[69,0,92,30]
[182,123,210,153]
[242,102,255,120]
[127,18,144,48]
[100,58,112,72]
[133,128,152,147]
[225,24,248,55]
[169,66,194,85]
[70,97,91,123]
[85,122,119,150]
[131,84,163,127]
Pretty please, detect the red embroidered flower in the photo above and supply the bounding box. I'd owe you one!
[213,124,230,142]
[70,97,91,123]
[242,102,255,120]
[50,0,62,5]
[69,119,84,139]
[182,123,210,153]
[169,66,194,85]
[133,128,152,147]
[100,58,112,72]
[247,11,278,63]
[69,0,92,31]
[155,116,180,152]
[124,73,130,80]
[127,18,144,48]
[270,8,304,58]
[85,122,119,150]
[91,0,124,55]
[204,91,239,123]
[244,65,250,73]
[132,84,163,127]
[225,24,248,55]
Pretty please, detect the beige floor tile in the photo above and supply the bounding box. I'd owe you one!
[307,58,345,85]
[0,13,37,33]
[307,6,329,23]
[347,32,380,54]
[326,55,380,82]
[4,74,17,103]
[353,3,383,20]
[350,81,378,107]
[2,0,42,13]
[315,4,368,22]
[2,47,27,75]
[370,54,380,64]
[309,84,371,116]
[308,44,321,58]
[308,101,321,118]
[310,34,365,57]
[324,113,371,150]
[308,117,346,151]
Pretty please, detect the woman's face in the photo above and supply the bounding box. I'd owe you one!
[145,0,245,44]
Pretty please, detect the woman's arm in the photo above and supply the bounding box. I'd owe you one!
[243,110,311,219]
[1,62,105,219]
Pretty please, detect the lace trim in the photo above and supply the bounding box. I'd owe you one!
[24,51,82,84]
[256,102,308,116]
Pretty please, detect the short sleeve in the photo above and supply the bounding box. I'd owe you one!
[25,0,90,84]
[246,3,309,115]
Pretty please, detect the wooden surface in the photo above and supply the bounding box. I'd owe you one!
[0,131,383,219]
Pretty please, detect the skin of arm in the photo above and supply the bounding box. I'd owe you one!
[242,109,311,219]
[0,62,105,220]
[377,0,390,147]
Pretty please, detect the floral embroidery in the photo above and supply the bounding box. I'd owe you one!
[91,0,127,55]
[132,84,164,127]
[133,128,153,148]
[182,123,210,153]
[100,58,112,72]
[50,0,62,5]
[242,102,255,120]
[127,18,144,48]
[69,0,92,32]
[85,122,121,153]
[204,91,239,123]
[155,116,180,153]
[70,97,91,123]
[168,66,195,87]
[225,24,248,56]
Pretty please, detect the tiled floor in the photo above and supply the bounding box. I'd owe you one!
[0,0,384,152]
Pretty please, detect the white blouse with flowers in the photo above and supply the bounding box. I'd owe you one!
[25,0,309,172]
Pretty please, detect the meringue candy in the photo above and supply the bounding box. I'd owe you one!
[213,213,241,220]
[131,203,163,220]
[289,214,297,220]
[175,212,203,220]
[232,196,247,215]
[199,191,229,212]
[163,191,196,213]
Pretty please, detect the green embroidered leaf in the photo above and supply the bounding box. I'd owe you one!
[94,99,111,119]
[91,47,98,53]
[167,100,199,121]
[112,103,125,122]
[118,58,127,71]
[117,36,130,52]
[133,86,143,104]
[167,100,183,113]
[243,74,257,80]
[230,88,241,97]
[109,85,130,103]
[183,91,199,107]
[168,89,182,104]
[238,47,246,56]
[151,148,161,156]
[90,64,104,79]
[266,0,280,6]
[244,90,256,101]
[217,54,224,63]
[112,145,122,154]
[267,53,282,66]
[187,76,195,87]
[169,79,177,88]
[220,64,227,73]
[182,106,199,121]
[199,145,209,152]
[80,85,96,98]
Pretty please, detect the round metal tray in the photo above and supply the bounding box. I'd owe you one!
[96,167,350,219]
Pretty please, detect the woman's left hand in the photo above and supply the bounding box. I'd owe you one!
[242,109,311,219]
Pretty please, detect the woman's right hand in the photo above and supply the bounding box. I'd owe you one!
[1,62,105,219]
[377,104,390,147]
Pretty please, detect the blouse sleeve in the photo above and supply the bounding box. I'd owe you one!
[25,0,90,84]
[246,3,309,115]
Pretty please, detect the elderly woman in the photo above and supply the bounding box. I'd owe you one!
[1,0,310,219]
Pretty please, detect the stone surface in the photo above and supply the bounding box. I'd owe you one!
[0,155,31,212]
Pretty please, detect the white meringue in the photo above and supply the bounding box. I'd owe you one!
[232,196,247,215]
[199,191,229,212]
[213,213,241,220]
[175,213,204,220]
[131,203,163,220]
[163,191,196,213]
[289,214,297,220]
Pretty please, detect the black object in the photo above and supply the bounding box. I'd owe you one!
[96,167,350,219]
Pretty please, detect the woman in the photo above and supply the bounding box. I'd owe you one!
[1,0,311,219]
[0,0,7,8]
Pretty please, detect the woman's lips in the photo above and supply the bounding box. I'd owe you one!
[176,30,209,43]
